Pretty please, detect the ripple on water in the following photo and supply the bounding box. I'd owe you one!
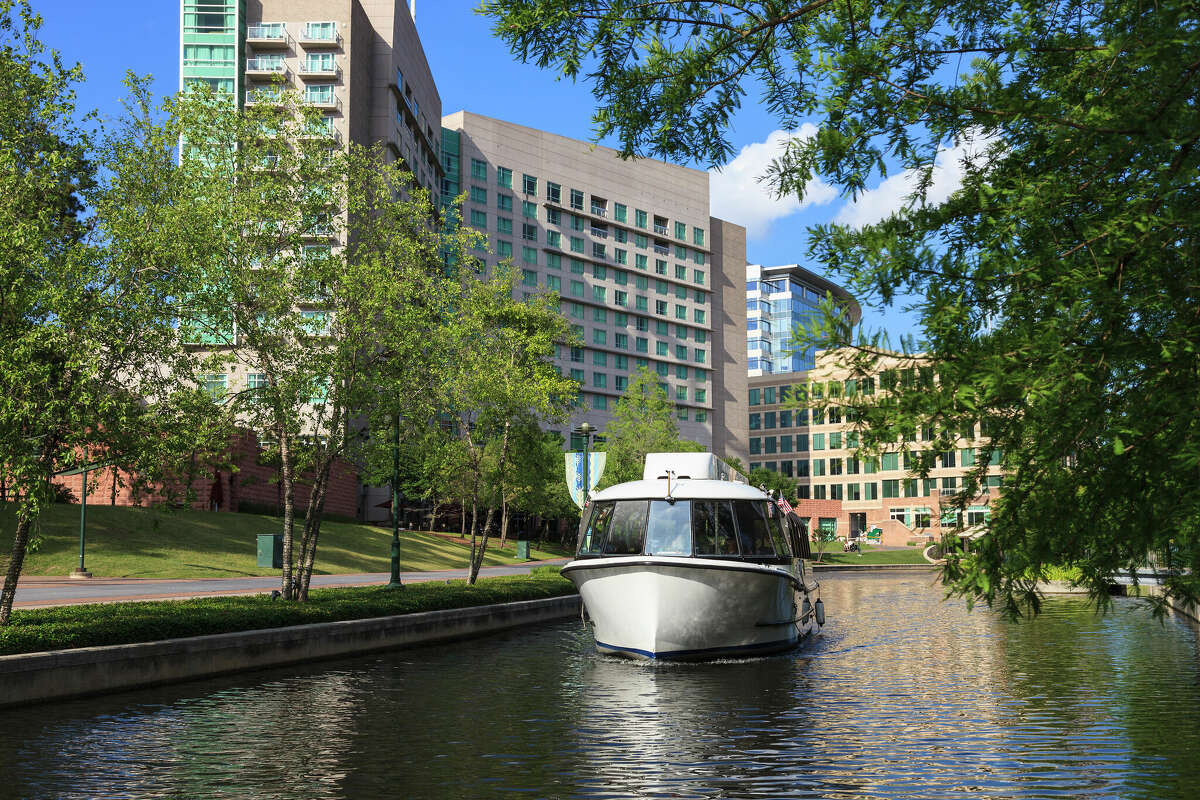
[0,574,1197,799]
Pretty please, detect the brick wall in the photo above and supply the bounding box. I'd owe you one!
[49,429,361,519]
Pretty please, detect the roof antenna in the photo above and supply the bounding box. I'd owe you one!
[659,469,677,503]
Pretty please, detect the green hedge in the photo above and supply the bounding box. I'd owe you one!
[0,572,577,657]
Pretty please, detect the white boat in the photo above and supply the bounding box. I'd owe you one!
[562,453,824,660]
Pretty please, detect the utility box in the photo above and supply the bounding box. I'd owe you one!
[515,540,530,561]
[257,534,283,569]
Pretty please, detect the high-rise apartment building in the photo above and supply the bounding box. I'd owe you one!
[442,111,749,461]
[181,0,442,200]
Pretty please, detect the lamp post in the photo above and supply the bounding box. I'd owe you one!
[576,422,595,506]
[388,411,403,588]
[72,467,92,579]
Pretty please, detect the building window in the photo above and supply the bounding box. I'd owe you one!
[570,280,584,298]
[749,413,761,430]
[593,329,607,346]
[593,395,608,410]
[546,231,562,249]
[546,182,561,203]
[522,173,537,195]
[522,200,538,219]
[812,433,825,450]
[636,337,648,353]
[694,309,706,324]
[521,269,537,287]
[470,158,487,180]
[593,307,607,323]
[749,438,761,455]
[614,203,627,222]
[592,242,606,260]
[547,275,561,292]
[497,194,513,212]
[635,209,648,229]
[522,246,538,265]
[497,217,513,235]
[636,254,648,271]
[693,227,705,246]
[655,300,668,316]
[570,188,584,210]
[882,479,900,498]
[469,209,487,228]
[496,166,513,188]
[570,237,585,253]
[522,222,537,242]
[547,208,561,225]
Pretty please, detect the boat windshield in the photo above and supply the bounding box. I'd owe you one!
[577,498,793,559]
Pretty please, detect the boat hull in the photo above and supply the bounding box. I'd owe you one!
[563,557,818,660]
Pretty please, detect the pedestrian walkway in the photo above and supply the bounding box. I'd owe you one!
[13,559,570,608]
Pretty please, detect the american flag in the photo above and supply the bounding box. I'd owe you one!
[777,496,794,516]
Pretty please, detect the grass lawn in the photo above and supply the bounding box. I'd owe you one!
[811,544,931,565]
[3,504,568,579]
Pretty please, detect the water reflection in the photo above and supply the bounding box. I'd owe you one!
[0,574,1196,799]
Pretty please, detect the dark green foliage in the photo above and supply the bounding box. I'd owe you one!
[481,0,1200,617]
[0,572,576,656]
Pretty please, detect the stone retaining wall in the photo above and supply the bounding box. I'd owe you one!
[0,595,581,709]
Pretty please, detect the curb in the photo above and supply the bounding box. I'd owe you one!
[810,563,938,572]
[0,594,581,709]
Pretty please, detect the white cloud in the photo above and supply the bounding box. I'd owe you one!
[709,127,837,239]
[834,131,999,228]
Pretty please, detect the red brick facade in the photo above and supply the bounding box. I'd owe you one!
[50,429,361,519]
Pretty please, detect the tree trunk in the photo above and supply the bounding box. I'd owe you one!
[499,499,510,550]
[459,499,466,537]
[110,465,118,505]
[429,500,440,534]
[278,427,297,600]
[296,454,333,601]
[469,420,512,584]
[470,505,496,585]
[0,511,33,625]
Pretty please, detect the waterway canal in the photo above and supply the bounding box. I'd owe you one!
[1,572,1197,799]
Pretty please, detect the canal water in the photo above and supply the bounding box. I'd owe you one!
[1,573,1198,799]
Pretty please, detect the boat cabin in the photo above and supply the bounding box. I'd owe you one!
[576,453,808,563]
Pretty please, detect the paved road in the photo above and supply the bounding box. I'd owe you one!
[13,559,571,608]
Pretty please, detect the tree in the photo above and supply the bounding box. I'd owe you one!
[116,84,460,601]
[482,0,1200,614]
[599,366,686,487]
[0,5,214,623]
[442,267,576,583]
[747,467,796,503]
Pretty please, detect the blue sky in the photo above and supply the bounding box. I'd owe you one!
[34,0,934,341]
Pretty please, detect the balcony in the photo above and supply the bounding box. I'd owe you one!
[653,242,669,255]
[244,88,286,106]
[653,224,668,235]
[246,24,289,47]
[297,119,341,143]
[299,61,339,79]
[303,91,340,111]
[300,23,341,47]
[245,58,288,78]
[590,204,607,217]
[589,226,608,239]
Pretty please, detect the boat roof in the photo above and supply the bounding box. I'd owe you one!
[592,478,768,502]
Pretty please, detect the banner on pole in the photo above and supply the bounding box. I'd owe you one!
[565,452,606,509]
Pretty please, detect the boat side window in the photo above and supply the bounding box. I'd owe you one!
[766,503,792,556]
[604,500,649,555]
[579,502,615,555]
[732,500,776,556]
[645,500,692,555]
[692,500,739,556]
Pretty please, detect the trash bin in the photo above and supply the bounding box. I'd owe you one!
[515,540,530,561]
[257,534,283,568]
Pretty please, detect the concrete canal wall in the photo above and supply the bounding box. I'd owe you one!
[0,595,582,709]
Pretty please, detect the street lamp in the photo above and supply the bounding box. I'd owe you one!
[388,411,403,588]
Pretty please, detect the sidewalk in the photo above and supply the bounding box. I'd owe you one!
[12,559,570,609]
